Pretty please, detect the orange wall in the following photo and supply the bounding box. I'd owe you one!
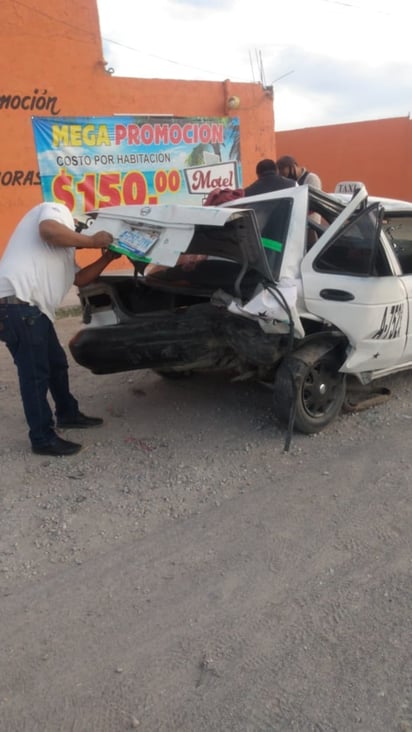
[277,116,412,201]
[0,0,276,263]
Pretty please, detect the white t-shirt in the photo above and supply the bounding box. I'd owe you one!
[300,170,322,190]
[0,202,76,321]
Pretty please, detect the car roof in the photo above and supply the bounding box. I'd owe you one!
[332,192,412,212]
[332,181,412,213]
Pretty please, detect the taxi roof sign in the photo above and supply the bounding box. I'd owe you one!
[335,181,365,194]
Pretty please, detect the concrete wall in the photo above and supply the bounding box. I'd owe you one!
[277,116,412,201]
[0,0,276,263]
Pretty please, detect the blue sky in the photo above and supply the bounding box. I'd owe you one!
[96,0,412,130]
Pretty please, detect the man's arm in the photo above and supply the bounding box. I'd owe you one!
[39,219,113,249]
[74,250,122,288]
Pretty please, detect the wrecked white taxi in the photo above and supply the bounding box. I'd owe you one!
[69,184,412,434]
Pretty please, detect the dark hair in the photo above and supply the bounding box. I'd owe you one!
[256,158,277,176]
[277,155,297,168]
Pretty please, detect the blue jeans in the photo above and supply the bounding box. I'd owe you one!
[0,303,79,448]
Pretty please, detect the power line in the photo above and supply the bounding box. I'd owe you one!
[103,36,244,79]
[318,0,390,13]
[8,0,250,81]
[8,0,396,86]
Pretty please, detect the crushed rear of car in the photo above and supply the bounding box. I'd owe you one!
[69,185,412,435]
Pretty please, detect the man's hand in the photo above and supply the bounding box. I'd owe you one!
[88,231,114,249]
[74,248,123,287]
[101,248,122,261]
[39,219,114,250]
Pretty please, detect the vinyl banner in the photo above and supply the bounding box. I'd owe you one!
[32,116,242,218]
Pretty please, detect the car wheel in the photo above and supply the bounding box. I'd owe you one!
[273,352,346,434]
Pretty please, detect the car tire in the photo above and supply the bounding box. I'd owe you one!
[273,352,346,434]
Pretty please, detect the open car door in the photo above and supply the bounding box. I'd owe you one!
[301,194,408,374]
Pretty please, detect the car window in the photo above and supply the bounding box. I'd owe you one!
[235,198,293,278]
[314,203,391,277]
[384,215,412,274]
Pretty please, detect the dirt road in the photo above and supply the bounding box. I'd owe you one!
[0,315,411,731]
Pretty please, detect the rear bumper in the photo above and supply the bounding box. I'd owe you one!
[69,305,223,374]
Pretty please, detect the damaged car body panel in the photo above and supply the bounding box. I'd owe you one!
[82,202,275,282]
[69,184,412,434]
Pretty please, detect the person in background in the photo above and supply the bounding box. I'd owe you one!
[0,201,118,457]
[276,155,322,190]
[244,158,296,197]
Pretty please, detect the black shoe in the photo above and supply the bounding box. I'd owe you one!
[32,436,82,456]
[57,412,103,429]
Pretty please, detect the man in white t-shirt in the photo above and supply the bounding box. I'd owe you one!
[0,202,117,456]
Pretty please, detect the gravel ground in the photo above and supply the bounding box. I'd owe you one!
[0,314,411,731]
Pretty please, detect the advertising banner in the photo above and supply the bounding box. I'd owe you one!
[32,115,242,219]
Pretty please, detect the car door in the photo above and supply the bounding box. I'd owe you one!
[382,211,412,364]
[301,195,408,374]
